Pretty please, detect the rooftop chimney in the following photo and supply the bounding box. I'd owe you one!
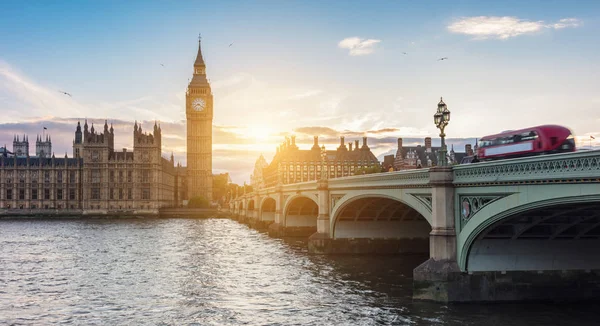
[425,137,432,149]
[397,138,403,149]
[338,136,347,150]
[348,142,353,151]
[362,137,369,149]
[312,136,319,150]
[355,140,359,151]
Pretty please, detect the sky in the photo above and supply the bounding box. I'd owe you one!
[1,0,599,183]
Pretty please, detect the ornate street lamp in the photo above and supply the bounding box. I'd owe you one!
[320,145,327,180]
[434,97,451,166]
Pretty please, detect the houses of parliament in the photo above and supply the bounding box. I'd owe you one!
[0,39,213,213]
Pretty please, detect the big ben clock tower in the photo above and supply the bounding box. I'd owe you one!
[186,36,213,201]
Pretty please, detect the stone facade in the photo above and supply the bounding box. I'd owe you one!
[0,155,82,210]
[262,136,379,188]
[0,121,180,213]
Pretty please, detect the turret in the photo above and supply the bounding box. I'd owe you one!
[361,137,369,150]
[75,121,82,144]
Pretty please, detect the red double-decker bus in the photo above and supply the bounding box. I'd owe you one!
[477,125,576,161]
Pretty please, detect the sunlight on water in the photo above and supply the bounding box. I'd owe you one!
[0,218,598,325]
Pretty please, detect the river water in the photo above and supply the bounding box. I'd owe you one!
[0,218,598,325]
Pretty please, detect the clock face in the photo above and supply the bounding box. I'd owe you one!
[192,97,206,112]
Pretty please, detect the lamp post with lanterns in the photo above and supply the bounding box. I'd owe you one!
[433,97,451,166]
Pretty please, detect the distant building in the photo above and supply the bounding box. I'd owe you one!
[382,154,395,171]
[262,135,379,188]
[0,121,182,212]
[392,137,473,170]
[250,154,268,191]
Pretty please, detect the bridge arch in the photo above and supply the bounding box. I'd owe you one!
[282,195,318,233]
[259,196,277,222]
[331,193,432,227]
[459,194,600,272]
[331,195,431,254]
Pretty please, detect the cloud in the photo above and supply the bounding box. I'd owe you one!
[288,89,323,100]
[551,18,582,29]
[338,37,381,56]
[447,16,582,40]
[293,126,339,137]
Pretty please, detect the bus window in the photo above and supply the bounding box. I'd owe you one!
[550,137,558,145]
[521,131,538,141]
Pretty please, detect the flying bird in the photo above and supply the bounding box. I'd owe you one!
[402,52,408,55]
[229,42,234,47]
[438,57,448,61]
[160,63,165,67]
[58,90,72,97]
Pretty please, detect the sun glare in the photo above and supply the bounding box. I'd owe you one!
[246,126,273,142]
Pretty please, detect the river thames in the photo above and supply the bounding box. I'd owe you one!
[0,218,598,325]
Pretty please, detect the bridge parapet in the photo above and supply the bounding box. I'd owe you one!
[281,180,318,192]
[327,168,431,189]
[454,150,600,186]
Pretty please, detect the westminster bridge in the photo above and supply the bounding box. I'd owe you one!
[230,150,600,302]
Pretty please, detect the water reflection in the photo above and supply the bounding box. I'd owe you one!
[0,218,598,325]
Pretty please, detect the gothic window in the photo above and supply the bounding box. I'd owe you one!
[57,171,63,183]
[119,171,124,183]
[110,189,114,200]
[6,189,12,200]
[57,189,63,200]
[69,189,76,200]
[127,171,132,183]
[6,171,13,184]
[119,189,123,200]
[91,188,100,200]
[142,188,150,200]
[69,171,76,183]
[92,170,100,183]
[44,189,50,200]
[44,171,50,183]
[32,189,38,200]
[19,189,25,200]
[142,170,150,183]
[128,188,132,200]
[110,171,115,183]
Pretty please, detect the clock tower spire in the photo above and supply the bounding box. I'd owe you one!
[186,36,213,202]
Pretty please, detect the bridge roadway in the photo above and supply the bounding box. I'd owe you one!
[230,150,600,302]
